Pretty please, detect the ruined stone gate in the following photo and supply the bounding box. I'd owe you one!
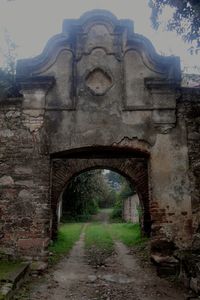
[0,10,199,260]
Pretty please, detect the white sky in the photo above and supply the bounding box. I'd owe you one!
[0,0,199,73]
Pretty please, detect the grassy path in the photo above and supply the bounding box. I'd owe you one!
[84,223,114,267]
[109,223,147,246]
[83,210,147,268]
[14,210,190,300]
[47,218,146,266]
[48,223,83,264]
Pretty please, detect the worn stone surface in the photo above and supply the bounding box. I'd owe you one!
[0,11,199,288]
[0,262,30,299]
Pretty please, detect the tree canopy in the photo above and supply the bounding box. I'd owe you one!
[61,169,136,221]
[62,170,116,221]
[0,30,18,98]
[149,0,200,48]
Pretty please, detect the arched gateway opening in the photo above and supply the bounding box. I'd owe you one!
[61,168,140,224]
[50,146,151,239]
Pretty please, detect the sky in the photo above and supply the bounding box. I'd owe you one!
[0,0,199,73]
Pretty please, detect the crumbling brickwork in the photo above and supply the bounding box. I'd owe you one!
[0,99,51,259]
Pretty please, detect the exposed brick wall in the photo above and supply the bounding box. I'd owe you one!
[177,89,200,294]
[179,89,200,235]
[0,98,51,259]
[0,101,152,259]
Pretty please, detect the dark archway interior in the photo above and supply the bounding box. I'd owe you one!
[50,146,151,240]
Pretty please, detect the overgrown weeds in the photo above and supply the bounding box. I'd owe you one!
[85,223,114,267]
[48,223,83,264]
[109,223,147,247]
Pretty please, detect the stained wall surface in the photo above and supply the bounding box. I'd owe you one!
[123,194,140,223]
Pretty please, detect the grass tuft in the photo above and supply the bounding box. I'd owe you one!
[48,223,83,264]
[109,223,147,247]
[0,261,22,281]
[85,223,114,267]
[85,223,113,250]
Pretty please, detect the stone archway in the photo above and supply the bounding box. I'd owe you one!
[50,145,151,239]
[0,10,196,262]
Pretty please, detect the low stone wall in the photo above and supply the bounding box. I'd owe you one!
[123,194,139,223]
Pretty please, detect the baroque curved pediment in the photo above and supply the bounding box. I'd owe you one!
[16,9,180,130]
[16,9,180,81]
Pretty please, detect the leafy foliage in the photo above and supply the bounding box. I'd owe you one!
[62,170,115,221]
[149,0,200,47]
[1,30,17,76]
[104,170,122,191]
[110,193,123,221]
[0,30,18,98]
[62,169,136,222]
[0,69,18,98]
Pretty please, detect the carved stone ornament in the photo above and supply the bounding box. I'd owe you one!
[85,68,113,95]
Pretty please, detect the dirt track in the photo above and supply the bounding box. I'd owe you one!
[14,212,193,300]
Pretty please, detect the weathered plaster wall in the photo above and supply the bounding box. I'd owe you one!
[150,122,192,249]
[123,194,139,223]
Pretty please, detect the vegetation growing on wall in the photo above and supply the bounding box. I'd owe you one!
[149,0,200,48]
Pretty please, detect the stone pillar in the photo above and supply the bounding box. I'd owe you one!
[10,77,54,259]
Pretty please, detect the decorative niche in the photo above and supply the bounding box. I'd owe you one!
[85,68,113,96]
